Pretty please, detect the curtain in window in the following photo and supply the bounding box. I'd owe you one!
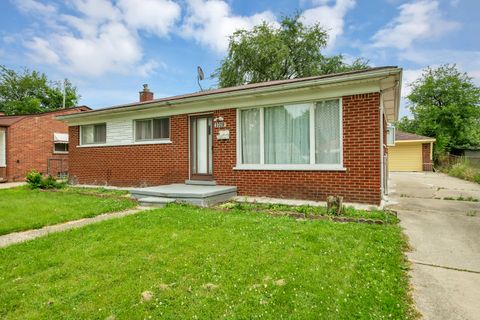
[264,104,310,164]
[153,118,169,139]
[82,125,94,144]
[315,100,341,164]
[94,124,107,143]
[136,120,151,140]
[241,109,260,164]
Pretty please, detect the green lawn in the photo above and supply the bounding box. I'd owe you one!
[0,187,136,235]
[0,204,414,319]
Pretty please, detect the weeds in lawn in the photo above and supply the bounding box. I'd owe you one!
[466,210,478,217]
[443,196,479,202]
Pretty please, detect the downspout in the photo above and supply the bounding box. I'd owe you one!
[379,93,385,197]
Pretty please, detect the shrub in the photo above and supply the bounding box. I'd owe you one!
[25,170,43,189]
[25,170,65,190]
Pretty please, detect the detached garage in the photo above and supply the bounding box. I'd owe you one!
[388,131,435,172]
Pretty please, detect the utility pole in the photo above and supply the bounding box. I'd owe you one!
[62,78,67,109]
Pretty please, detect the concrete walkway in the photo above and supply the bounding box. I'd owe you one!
[386,172,480,320]
[0,207,150,248]
[0,182,26,189]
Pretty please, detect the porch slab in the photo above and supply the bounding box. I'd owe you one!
[129,184,237,207]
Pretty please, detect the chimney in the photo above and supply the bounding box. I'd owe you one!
[139,84,154,102]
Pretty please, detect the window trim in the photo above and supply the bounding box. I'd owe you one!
[235,98,344,171]
[80,123,107,146]
[53,142,69,154]
[133,117,171,142]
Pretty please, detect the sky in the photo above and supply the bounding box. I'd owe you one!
[0,0,479,117]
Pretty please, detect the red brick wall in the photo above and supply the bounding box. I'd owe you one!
[5,108,85,181]
[422,143,433,171]
[69,93,382,204]
[68,115,189,186]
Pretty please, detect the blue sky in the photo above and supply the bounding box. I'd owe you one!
[0,0,479,117]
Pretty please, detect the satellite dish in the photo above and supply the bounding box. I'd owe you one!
[197,66,205,91]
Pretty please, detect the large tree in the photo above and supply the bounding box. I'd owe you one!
[397,65,480,154]
[0,65,80,115]
[214,14,368,88]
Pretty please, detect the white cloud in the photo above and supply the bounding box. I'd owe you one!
[301,0,356,48]
[24,36,61,65]
[181,0,276,53]
[13,0,182,77]
[118,0,181,37]
[14,0,57,16]
[371,0,459,49]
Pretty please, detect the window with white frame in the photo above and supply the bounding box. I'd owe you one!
[134,117,170,141]
[386,123,395,146]
[81,123,106,145]
[238,99,343,169]
[0,129,5,167]
[53,132,69,154]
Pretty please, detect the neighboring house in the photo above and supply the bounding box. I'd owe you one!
[59,67,402,205]
[388,131,435,172]
[0,107,90,182]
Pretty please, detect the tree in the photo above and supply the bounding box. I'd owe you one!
[397,65,480,154]
[214,14,368,88]
[0,65,80,115]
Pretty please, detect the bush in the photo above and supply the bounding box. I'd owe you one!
[25,170,43,189]
[447,162,480,184]
[25,170,65,190]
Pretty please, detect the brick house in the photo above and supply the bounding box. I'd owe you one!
[59,67,402,205]
[0,107,90,182]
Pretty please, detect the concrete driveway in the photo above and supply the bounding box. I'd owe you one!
[387,172,480,320]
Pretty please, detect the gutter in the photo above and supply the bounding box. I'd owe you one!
[58,67,402,121]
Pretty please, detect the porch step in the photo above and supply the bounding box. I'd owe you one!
[130,184,237,207]
[185,179,217,186]
[138,197,176,208]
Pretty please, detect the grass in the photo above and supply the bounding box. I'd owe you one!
[445,161,480,184]
[443,196,479,202]
[0,186,136,235]
[220,201,399,224]
[0,204,414,319]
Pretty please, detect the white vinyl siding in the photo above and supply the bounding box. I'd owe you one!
[236,98,344,171]
[0,129,5,167]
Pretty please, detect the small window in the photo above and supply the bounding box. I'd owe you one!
[135,118,170,141]
[387,124,395,146]
[81,123,106,145]
[54,143,69,153]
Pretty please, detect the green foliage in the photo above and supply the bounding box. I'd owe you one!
[25,170,43,189]
[215,14,369,88]
[447,161,480,184]
[0,65,80,115]
[0,205,414,319]
[25,170,65,190]
[397,65,480,154]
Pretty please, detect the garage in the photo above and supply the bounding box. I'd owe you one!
[388,131,435,172]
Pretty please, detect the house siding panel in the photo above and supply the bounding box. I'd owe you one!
[69,93,382,204]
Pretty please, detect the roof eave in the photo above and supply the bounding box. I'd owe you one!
[58,67,402,122]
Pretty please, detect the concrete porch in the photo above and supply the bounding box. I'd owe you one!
[129,183,237,207]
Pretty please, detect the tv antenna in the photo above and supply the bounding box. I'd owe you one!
[197,66,204,91]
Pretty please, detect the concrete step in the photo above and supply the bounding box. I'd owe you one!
[130,184,237,207]
[185,179,217,186]
[138,197,176,208]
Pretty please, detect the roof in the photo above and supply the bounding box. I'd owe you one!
[395,130,435,142]
[0,106,90,127]
[58,66,402,122]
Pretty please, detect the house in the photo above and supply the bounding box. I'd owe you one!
[58,67,402,205]
[0,107,90,182]
[388,130,435,172]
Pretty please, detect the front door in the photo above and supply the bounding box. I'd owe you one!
[190,115,213,180]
